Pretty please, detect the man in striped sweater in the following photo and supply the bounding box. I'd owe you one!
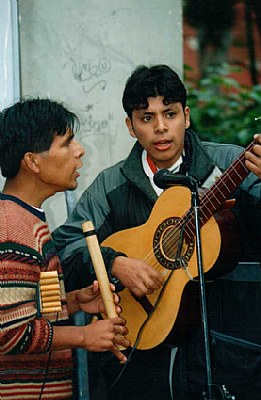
[0,98,130,399]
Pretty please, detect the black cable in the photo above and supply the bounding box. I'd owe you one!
[38,312,59,400]
[38,348,53,400]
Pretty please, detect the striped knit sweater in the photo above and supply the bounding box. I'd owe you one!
[0,194,73,399]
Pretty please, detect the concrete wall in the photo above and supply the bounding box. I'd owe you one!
[3,0,183,231]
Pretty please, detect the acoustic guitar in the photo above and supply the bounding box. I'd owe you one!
[102,141,255,350]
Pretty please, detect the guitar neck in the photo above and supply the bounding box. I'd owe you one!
[184,140,255,236]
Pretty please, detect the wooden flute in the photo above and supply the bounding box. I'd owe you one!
[82,221,126,350]
[82,220,119,319]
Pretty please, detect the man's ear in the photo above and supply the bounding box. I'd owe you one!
[184,106,191,129]
[125,117,136,138]
[22,152,40,174]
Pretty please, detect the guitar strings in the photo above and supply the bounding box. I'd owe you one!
[141,210,194,279]
[141,148,250,277]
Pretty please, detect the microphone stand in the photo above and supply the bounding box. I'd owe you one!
[185,178,234,400]
[153,170,234,399]
[190,181,213,399]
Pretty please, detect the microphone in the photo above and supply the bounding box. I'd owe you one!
[153,169,198,190]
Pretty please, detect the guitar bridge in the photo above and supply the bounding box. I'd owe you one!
[174,257,188,269]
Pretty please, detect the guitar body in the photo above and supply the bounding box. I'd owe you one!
[102,186,222,350]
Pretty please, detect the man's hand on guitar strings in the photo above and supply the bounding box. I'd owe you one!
[245,133,261,179]
[111,255,164,297]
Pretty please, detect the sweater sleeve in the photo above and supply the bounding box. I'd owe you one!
[0,246,54,355]
[0,201,57,355]
[0,318,53,355]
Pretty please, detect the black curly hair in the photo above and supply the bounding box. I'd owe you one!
[0,98,79,179]
[122,64,187,118]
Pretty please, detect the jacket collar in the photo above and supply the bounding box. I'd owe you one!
[185,129,216,184]
[121,130,216,201]
[122,141,158,203]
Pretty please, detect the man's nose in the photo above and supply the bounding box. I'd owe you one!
[154,117,167,133]
[73,140,85,158]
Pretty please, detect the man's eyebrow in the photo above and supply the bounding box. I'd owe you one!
[138,106,176,114]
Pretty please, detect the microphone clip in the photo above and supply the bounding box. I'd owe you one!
[153,169,199,191]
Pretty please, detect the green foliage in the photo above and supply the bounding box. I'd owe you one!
[185,65,261,147]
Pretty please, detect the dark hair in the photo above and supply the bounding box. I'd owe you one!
[0,98,79,179]
[122,65,187,118]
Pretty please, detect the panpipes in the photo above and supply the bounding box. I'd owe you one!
[40,271,62,314]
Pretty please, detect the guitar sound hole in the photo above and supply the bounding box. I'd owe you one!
[153,217,194,270]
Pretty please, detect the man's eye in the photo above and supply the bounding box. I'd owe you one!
[167,112,175,118]
[142,116,151,122]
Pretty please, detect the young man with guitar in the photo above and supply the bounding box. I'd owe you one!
[53,65,261,400]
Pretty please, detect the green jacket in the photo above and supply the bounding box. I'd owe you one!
[53,130,261,291]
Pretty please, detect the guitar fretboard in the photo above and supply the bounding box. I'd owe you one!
[184,141,255,237]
